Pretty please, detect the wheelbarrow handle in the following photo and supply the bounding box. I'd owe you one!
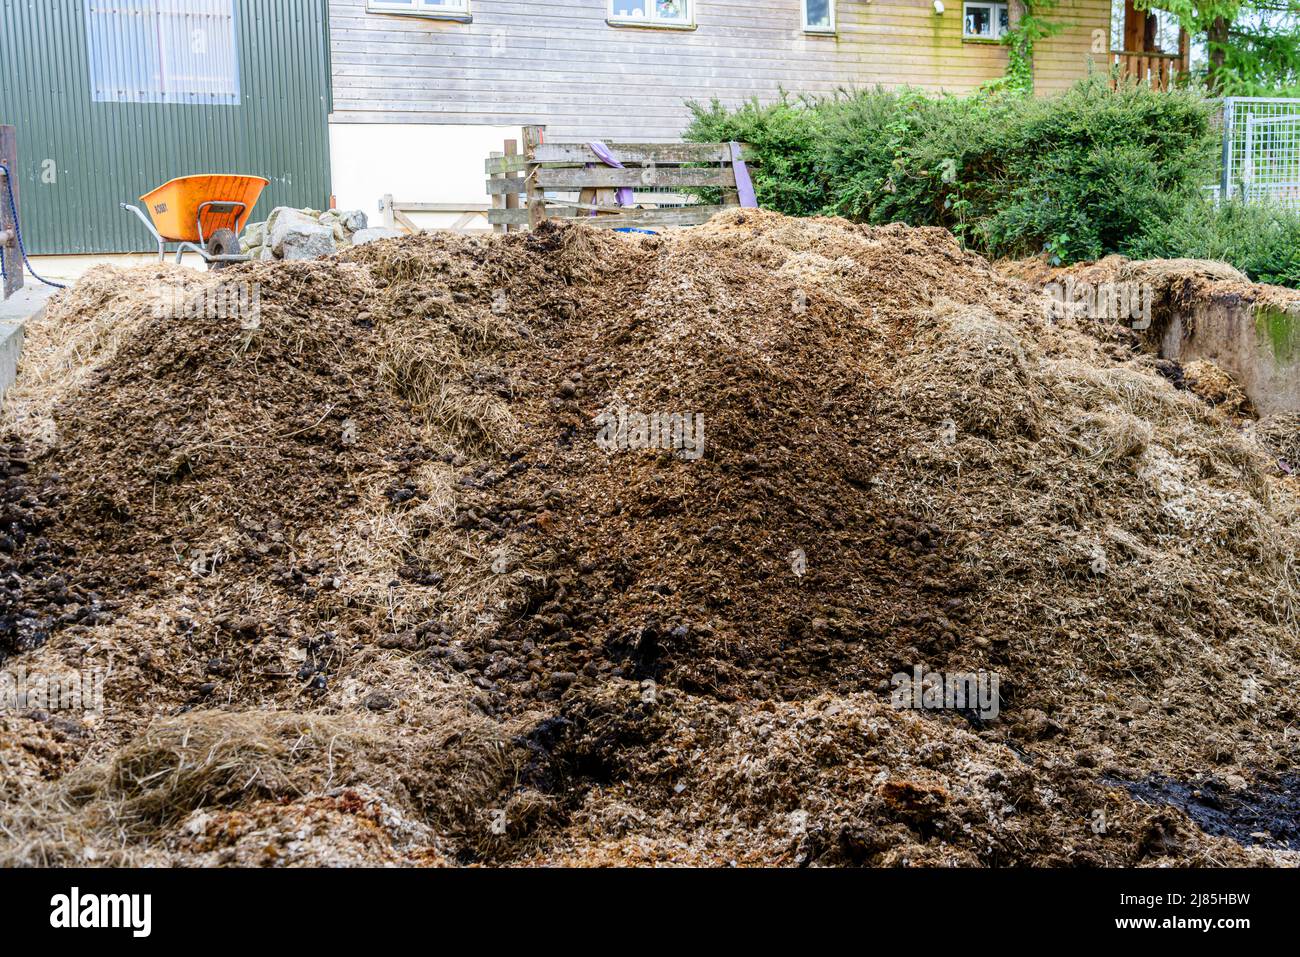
[120,202,167,262]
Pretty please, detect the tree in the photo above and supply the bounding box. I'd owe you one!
[1143,0,1300,93]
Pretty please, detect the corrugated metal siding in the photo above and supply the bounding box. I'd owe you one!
[0,0,332,254]
[327,0,1111,140]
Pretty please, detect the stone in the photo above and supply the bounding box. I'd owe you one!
[351,227,405,247]
[280,223,335,260]
[269,207,335,260]
[264,206,303,239]
[319,208,368,233]
[241,221,267,248]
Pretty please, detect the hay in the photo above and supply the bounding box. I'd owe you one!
[2,265,216,452]
[1183,359,1255,418]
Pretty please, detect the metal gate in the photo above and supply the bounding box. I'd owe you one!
[1221,97,1300,209]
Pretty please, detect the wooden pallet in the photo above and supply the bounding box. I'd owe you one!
[484,125,753,232]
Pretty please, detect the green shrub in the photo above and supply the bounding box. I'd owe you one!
[685,77,1219,264]
[1123,199,1300,289]
[685,95,829,217]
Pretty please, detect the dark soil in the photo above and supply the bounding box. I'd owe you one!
[0,442,109,662]
[1121,774,1300,851]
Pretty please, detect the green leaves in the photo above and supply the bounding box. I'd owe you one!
[1138,0,1300,94]
[1124,198,1300,288]
[684,77,1218,266]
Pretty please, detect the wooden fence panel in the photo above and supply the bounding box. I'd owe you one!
[486,132,753,232]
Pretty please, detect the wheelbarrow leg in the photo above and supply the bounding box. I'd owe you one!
[120,203,166,262]
[176,241,210,266]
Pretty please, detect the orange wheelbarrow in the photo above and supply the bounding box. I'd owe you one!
[120,174,269,270]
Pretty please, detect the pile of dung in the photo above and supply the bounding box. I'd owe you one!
[0,443,111,661]
[1,209,1297,867]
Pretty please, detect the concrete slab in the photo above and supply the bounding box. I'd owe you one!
[0,281,59,397]
[28,252,206,285]
[0,281,57,323]
[0,321,23,397]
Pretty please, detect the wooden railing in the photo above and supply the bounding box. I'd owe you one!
[1111,50,1183,91]
[379,196,492,235]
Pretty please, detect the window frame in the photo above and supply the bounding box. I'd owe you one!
[802,0,836,34]
[367,0,472,22]
[607,0,696,30]
[962,1,1009,41]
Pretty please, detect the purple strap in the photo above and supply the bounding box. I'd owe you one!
[587,141,635,212]
[730,141,758,208]
[584,140,757,215]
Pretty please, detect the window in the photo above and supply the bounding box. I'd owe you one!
[608,0,693,28]
[86,0,240,105]
[368,0,470,19]
[963,1,1009,40]
[803,0,835,32]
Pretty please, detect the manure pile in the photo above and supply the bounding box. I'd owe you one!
[1,210,1298,867]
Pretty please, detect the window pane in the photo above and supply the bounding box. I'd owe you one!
[655,0,687,21]
[998,6,1009,35]
[806,0,832,29]
[613,0,648,18]
[965,6,992,37]
[87,0,240,105]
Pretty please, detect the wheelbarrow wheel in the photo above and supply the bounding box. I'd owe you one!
[205,229,241,271]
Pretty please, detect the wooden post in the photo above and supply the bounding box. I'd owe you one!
[523,124,545,230]
[1122,0,1143,53]
[0,125,20,300]
[381,193,396,230]
[504,138,519,233]
[490,150,505,234]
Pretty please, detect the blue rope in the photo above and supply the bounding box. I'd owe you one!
[0,163,66,290]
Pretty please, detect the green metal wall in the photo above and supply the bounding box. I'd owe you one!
[0,0,331,254]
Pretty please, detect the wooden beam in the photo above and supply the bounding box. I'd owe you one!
[484,154,531,175]
[485,178,534,196]
[504,138,519,234]
[392,207,421,235]
[1122,0,1144,53]
[523,125,546,230]
[450,211,480,233]
[488,207,581,224]
[490,149,505,234]
[487,204,731,228]
[533,142,753,165]
[545,199,628,214]
[535,167,737,189]
[396,202,491,213]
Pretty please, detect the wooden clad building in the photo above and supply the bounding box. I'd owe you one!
[327,0,1118,224]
